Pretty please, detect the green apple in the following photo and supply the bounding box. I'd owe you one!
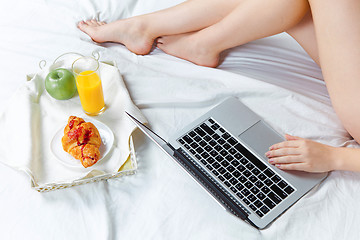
[45,68,77,100]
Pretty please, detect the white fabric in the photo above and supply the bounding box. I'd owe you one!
[1,0,360,239]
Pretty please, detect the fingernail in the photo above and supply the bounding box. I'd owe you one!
[265,151,271,157]
[269,146,274,150]
[268,159,274,164]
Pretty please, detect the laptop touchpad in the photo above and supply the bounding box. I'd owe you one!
[238,121,284,158]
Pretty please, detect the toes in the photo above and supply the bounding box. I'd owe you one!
[156,42,167,52]
[90,19,106,26]
[77,20,88,30]
[81,19,104,27]
[156,37,163,44]
[77,20,97,35]
[78,19,107,31]
[156,36,172,45]
[85,20,93,25]
[77,20,84,27]
[90,19,98,24]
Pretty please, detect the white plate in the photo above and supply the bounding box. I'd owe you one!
[50,117,114,168]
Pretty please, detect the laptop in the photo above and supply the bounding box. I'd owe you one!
[126,97,327,229]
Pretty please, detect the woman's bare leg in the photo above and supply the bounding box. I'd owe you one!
[157,0,309,67]
[308,0,360,142]
[78,0,241,55]
[265,1,360,172]
[286,11,319,66]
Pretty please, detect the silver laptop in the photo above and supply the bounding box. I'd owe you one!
[126,97,327,229]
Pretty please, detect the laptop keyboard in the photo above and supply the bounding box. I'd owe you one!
[177,118,295,218]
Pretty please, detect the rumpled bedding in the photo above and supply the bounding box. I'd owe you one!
[1,0,359,239]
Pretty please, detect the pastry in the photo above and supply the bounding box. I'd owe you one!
[61,116,101,168]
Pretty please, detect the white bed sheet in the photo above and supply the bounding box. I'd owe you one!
[1,0,360,239]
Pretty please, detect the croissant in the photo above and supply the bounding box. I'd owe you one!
[61,116,101,168]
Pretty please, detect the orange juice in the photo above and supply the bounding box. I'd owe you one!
[75,70,105,115]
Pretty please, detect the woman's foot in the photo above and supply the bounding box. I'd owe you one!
[77,18,155,55]
[156,32,220,68]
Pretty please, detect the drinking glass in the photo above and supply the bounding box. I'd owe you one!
[72,57,105,116]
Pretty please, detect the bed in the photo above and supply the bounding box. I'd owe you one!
[1,0,360,239]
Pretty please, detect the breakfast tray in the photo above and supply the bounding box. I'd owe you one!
[0,52,147,192]
[33,136,138,192]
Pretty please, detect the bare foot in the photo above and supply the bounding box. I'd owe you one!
[156,32,220,68]
[77,18,155,55]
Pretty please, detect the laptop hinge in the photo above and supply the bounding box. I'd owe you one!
[173,148,250,221]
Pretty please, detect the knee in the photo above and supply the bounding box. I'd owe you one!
[286,10,312,34]
[282,0,310,29]
[343,122,360,144]
[332,104,360,144]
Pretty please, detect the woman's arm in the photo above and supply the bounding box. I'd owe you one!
[266,134,360,172]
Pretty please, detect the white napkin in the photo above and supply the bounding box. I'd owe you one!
[0,53,147,190]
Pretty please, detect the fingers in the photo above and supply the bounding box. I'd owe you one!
[266,134,330,173]
[269,140,299,152]
[267,150,302,167]
[266,146,303,170]
[268,155,299,164]
[284,134,302,141]
[268,155,309,171]
[266,134,305,171]
[274,162,308,171]
[269,134,303,151]
[266,147,301,158]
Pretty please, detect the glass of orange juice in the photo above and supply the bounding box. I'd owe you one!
[72,56,106,116]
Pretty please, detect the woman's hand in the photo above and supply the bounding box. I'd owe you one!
[265,134,336,173]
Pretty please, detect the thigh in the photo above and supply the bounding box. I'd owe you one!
[286,11,319,66]
[308,0,360,142]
